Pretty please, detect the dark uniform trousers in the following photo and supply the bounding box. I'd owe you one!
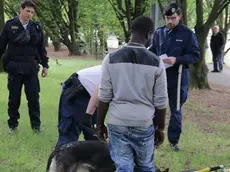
[7,73,40,129]
[56,76,97,148]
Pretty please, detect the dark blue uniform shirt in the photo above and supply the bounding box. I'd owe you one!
[0,17,49,72]
[149,24,200,88]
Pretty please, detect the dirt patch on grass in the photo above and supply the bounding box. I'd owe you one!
[183,83,230,133]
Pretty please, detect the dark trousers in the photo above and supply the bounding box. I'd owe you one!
[167,86,188,145]
[212,52,223,71]
[7,73,40,129]
[56,84,97,148]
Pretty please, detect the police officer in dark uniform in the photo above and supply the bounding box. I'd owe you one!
[149,3,200,151]
[56,65,101,147]
[0,0,49,133]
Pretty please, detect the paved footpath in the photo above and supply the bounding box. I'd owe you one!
[207,63,230,87]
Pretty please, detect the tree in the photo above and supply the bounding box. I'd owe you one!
[4,0,19,18]
[176,0,187,25]
[0,0,5,72]
[0,0,4,31]
[35,0,81,55]
[190,0,230,89]
[108,0,149,43]
[78,0,122,58]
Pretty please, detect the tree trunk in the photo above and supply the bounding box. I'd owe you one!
[190,26,210,89]
[0,0,4,31]
[0,0,5,72]
[176,0,187,25]
[44,33,49,47]
[67,0,80,55]
[69,42,80,56]
[190,0,210,89]
[53,41,61,52]
[223,5,230,58]
[109,0,148,43]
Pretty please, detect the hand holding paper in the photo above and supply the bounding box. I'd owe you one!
[159,54,174,69]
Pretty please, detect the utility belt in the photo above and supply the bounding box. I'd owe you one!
[2,52,39,74]
[11,55,36,62]
[62,73,88,103]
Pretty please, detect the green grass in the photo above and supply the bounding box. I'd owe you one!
[0,58,230,172]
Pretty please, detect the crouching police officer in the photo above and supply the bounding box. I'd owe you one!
[56,65,101,148]
[0,0,49,133]
[149,3,200,151]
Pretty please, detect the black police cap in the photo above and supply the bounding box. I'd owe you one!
[163,3,181,16]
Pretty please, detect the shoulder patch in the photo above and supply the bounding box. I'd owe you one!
[11,25,19,30]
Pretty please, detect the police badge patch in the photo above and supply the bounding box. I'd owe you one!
[11,26,19,30]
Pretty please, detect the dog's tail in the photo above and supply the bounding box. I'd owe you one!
[46,149,56,172]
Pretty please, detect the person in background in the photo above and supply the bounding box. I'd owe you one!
[210,26,225,72]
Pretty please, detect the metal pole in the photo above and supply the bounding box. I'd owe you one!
[150,0,155,30]
[155,2,159,30]
[177,65,183,111]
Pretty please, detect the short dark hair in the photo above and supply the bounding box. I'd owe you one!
[21,0,36,10]
[163,3,182,16]
[131,16,154,35]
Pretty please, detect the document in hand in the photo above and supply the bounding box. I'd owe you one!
[159,54,173,69]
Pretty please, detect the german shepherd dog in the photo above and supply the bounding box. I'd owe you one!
[46,140,115,172]
[46,140,169,172]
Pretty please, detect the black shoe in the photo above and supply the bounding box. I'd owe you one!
[170,143,181,151]
[211,70,219,72]
[32,127,41,134]
[8,127,18,134]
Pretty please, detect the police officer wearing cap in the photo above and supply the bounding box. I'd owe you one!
[149,3,200,151]
[0,0,49,133]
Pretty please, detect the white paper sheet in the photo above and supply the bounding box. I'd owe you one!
[159,54,173,69]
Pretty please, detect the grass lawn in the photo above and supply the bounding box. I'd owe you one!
[0,58,229,172]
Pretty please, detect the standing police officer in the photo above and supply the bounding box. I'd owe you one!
[0,0,49,133]
[149,3,200,151]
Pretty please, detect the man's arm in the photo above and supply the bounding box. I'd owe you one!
[219,32,225,51]
[86,86,99,115]
[81,87,100,127]
[175,32,200,65]
[96,54,113,143]
[153,60,168,146]
[97,100,110,127]
[153,60,168,130]
[36,23,49,77]
[0,23,9,58]
[97,54,113,126]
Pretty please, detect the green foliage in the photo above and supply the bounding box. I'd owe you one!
[78,0,123,53]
